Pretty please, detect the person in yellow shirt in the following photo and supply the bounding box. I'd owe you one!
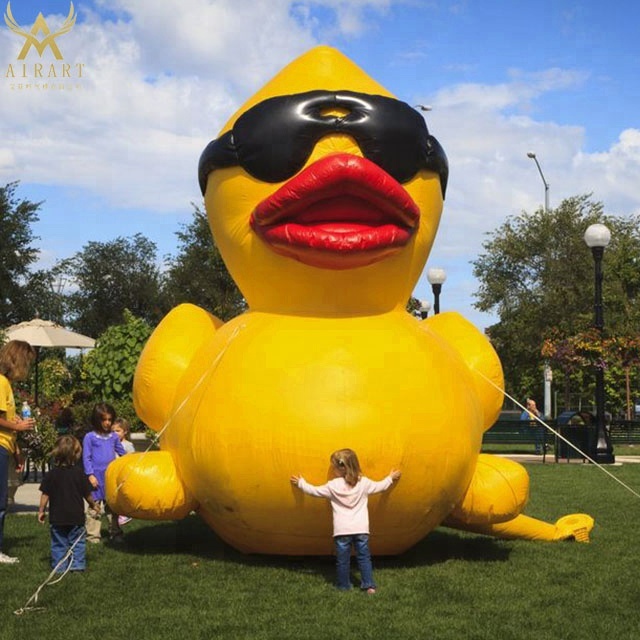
[0,340,36,564]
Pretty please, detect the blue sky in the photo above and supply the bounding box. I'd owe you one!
[1,0,639,329]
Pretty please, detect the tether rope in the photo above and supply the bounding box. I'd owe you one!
[16,323,640,615]
[15,323,246,616]
[114,323,246,492]
[476,369,640,500]
[14,528,86,615]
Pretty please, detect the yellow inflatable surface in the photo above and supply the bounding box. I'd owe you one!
[106,46,593,554]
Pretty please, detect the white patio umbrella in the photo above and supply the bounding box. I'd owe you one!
[4,318,96,405]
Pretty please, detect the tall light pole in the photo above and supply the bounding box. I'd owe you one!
[543,364,553,418]
[527,152,550,213]
[528,151,553,422]
[584,223,615,464]
[427,268,446,314]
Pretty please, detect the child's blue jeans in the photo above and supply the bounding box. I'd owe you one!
[0,447,8,553]
[334,533,375,590]
[50,524,86,572]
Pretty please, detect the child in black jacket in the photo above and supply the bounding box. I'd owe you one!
[39,436,100,573]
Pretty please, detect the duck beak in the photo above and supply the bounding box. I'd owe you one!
[250,154,420,270]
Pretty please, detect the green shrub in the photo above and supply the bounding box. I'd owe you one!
[81,309,152,401]
[37,356,73,406]
[17,410,58,467]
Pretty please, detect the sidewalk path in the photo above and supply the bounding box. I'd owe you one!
[9,481,41,514]
[500,453,640,465]
[9,455,640,514]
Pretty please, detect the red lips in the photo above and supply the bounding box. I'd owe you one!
[250,154,420,270]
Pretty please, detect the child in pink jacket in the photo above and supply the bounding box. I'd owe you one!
[291,448,401,593]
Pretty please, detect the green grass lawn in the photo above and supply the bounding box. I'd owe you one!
[2,463,640,640]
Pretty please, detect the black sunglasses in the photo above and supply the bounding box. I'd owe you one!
[198,90,448,196]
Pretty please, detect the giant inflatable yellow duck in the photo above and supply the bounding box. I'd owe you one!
[106,47,593,555]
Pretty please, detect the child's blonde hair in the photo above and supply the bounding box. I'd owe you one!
[113,417,130,437]
[330,448,362,487]
[51,435,82,467]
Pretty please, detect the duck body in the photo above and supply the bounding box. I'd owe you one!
[105,46,594,552]
[163,309,481,555]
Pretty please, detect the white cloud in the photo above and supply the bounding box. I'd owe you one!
[573,129,640,215]
[435,68,588,112]
[0,147,14,168]
[0,1,314,210]
[293,0,396,39]
[0,0,401,212]
[410,73,640,328]
[94,0,316,89]
[418,71,640,266]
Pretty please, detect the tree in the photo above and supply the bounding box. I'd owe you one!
[0,181,42,325]
[406,296,424,316]
[163,205,246,321]
[21,268,67,324]
[609,336,640,419]
[59,233,167,336]
[542,330,640,418]
[473,195,640,405]
[601,216,640,333]
[542,329,603,412]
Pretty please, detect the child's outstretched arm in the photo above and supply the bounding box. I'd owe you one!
[366,469,402,495]
[291,475,333,498]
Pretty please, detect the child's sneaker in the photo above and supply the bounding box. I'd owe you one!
[0,552,19,564]
[118,516,132,526]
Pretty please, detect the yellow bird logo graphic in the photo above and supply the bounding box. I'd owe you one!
[4,1,76,60]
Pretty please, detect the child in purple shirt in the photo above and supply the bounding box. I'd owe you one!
[82,403,125,543]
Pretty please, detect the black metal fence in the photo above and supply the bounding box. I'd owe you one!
[609,420,640,445]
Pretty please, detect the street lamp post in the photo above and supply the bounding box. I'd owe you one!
[584,223,615,464]
[528,151,553,423]
[418,300,431,320]
[527,152,550,213]
[427,268,447,314]
[543,363,553,418]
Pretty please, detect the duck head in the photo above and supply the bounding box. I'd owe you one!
[199,46,448,316]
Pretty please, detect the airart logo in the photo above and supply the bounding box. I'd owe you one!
[5,1,76,59]
[3,2,85,89]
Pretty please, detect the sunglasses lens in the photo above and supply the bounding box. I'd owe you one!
[237,139,313,183]
[233,96,323,183]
